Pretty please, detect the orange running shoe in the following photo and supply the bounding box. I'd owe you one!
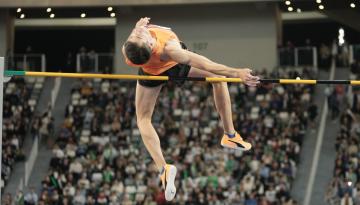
[159,164,177,201]
[221,132,252,151]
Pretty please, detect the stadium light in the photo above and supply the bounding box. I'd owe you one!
[17,8,21,13]
[107,7,113,11]
[288,7,294,12]
[81,13,86,18]
[316,0,321,3]
[350,3,356,8]
[110,13,116,17]
[338,28,345,46]
[319,5,324,10]
[285,1,291,5]
[297,8,302,13]
[50,13,55,18]
[20,14,25,19]
[47,8,52,12]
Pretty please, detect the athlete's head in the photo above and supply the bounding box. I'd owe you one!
[124,26,154,65]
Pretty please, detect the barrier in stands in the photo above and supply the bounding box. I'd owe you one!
[76,52,114,73]
[6,53,46,72]
[278,46,318,68]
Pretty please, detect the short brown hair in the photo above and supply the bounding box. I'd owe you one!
[124,41,151,65]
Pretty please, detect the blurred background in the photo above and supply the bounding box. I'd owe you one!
[0,0,360,205]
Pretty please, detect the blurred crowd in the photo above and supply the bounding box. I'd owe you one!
[325,67,360,205]
[2,78,33,190]
[27,67,317,205]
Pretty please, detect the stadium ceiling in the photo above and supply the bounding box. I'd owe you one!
[10,0,359,19]
[1,0,279,8]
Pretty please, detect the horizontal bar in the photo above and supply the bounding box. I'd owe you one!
[26,71,170,81]
[317,80,351,84]
[351,81,360,85]
[5,70,25,76]
[260,79,280,83]
[3,70,360,85]
[280,79,317,84]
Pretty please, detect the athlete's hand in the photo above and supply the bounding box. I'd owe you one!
[236,68,260,87]
[136,17,150,28]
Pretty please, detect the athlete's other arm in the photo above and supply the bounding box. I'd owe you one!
[164,40,260,86]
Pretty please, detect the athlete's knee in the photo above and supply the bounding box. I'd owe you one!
[136,113,152,126]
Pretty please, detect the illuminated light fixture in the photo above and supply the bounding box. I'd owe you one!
[20,14,25,19]
[319,5,324,10]
[17,8,22,13]
[81,13,86,18]
[288,6,294,12]
[285,1,291,5]
[350,3,356,8]
[107,7,113,11]
[297,8,302,13]
[338,28,345,46]
[47,8,52,12]
[50,13,55,18]
[110,13,116,17]
[316,0,321,3]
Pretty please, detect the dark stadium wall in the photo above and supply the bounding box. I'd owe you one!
[14,27,114,72]
[283,21,360,47]
[0,10,14,57]
[115,3,279,74]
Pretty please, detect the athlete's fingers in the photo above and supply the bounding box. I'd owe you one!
[248,81,260,87]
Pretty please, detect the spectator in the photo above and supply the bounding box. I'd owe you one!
[3,193,13,205]
[88,49,96,72]
[79,46,89,72]
[341,192,354,205]
[339,41,350,67]
[15,190,25,205]
[328,89,340,120]
[24,187,38,205]
[308,102,318,129]
[65,52,75,72]
[319,43,331,68]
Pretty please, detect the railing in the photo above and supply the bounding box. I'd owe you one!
[6,53,46,72]
[278,46,318,68]
[350,44,360,64]
[51,77,62,109]
[76,52,114,73]
[24,137,38,186]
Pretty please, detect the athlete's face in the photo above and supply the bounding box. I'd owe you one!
[128,26,154,49]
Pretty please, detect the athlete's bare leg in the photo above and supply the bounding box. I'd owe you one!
[135,82,166,170]
[188,67,235,134]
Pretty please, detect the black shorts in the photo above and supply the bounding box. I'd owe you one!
[138,63,191,87]
[138,42,191,87]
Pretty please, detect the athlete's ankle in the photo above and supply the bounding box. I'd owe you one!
[159,164,166,174]
[225,131,236,138]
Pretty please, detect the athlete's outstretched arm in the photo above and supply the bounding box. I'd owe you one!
[164,41,260,86]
